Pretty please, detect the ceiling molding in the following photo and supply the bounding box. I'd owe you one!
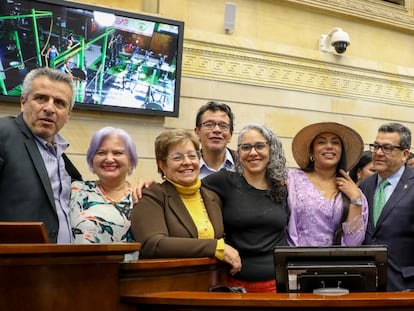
[281,0,414,33]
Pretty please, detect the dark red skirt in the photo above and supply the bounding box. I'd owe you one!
[227,276,276,293]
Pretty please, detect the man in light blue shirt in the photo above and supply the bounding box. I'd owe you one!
[0,67,81,243]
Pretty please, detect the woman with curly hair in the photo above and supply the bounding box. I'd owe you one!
[202,123,288,293]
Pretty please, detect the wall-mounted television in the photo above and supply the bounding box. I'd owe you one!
[274,246,388,294]
[0,0,184,117]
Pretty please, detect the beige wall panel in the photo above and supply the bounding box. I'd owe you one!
[161,0,413,67]
[60,112,164,156]
[171,77,414,130]
[0,103,20,117]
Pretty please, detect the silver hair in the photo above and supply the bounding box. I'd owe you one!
[21,67,76,109]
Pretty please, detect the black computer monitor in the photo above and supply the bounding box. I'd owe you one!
[274,246,388,294]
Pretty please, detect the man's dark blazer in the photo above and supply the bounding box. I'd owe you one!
[359,165,414,291]
[0,114,81,243]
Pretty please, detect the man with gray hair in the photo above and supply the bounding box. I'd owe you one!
[0,67,81,243]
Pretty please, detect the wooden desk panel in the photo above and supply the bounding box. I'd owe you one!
[119,257,227,295]
[122,290,414,311]
[0,243,140,311]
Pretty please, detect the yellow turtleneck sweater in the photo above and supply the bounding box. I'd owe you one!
[168,178,224,260]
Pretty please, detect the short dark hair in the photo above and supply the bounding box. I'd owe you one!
[378,123,411,150]
[349,150,372,183]
[195,101,235,134]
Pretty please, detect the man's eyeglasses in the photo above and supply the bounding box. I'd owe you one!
[166,151,201,162]
[201,121,230,131]
[238,142,269,153]
[369,143,403,154]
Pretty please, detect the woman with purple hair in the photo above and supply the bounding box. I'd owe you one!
[70,126,138,244]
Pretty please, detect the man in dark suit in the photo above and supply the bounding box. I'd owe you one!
[359,123,414,291]
[0,67,81,243]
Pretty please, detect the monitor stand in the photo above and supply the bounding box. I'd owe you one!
[313,287,349,296]
[312,281,349,296]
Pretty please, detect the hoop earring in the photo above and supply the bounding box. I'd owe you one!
[310,155,314,162]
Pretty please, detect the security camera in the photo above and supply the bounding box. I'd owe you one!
[319,27,350,54]
[330,28,350,54]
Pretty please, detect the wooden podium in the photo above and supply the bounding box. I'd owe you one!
[119,257,227,295]
[0,243,140,311]
[121,291,414,310]
[118,257,414,311]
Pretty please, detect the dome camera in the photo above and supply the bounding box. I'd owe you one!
[330,28,350,54]
[319,27,350,54]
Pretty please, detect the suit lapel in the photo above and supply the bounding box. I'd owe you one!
[375,167,414,230]
[16,114,56,210]
[164,182,199,237]
[364,175,378,234]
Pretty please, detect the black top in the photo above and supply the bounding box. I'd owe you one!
[202,170,288,281]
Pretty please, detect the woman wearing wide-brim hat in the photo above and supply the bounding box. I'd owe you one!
[287,122,369,246]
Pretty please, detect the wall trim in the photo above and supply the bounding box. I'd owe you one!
[182,40,414,107]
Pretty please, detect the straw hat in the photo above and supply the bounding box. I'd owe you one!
[292,122,364,171]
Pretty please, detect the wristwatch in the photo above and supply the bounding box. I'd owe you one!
[350,198,362,206]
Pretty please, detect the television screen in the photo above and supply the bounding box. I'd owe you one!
[274,246,388,294]
[0,0,184,117]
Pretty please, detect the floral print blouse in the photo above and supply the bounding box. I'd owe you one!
[70,180,134,243]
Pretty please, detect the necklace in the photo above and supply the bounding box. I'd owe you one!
[309,173,338,199]
[98,181,132,205]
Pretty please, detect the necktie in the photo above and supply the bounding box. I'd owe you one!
[373,179,389,225]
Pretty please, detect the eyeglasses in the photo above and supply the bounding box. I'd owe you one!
[238,142,268,153]
[369,143,403,154]
[201,121,230,131]
[166,151,201,162]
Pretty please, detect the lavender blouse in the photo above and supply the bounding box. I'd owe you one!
[287,169,368,246]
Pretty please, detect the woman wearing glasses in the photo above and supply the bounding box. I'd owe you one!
[287,122,368,247]
[130,129,242,275]
[202,124,288,293]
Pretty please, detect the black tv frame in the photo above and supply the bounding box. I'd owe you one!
[0,0,184,117]
[274,246,388,293]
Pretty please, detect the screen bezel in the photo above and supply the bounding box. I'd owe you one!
[274,246,388,293]
[0,0,184,117]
